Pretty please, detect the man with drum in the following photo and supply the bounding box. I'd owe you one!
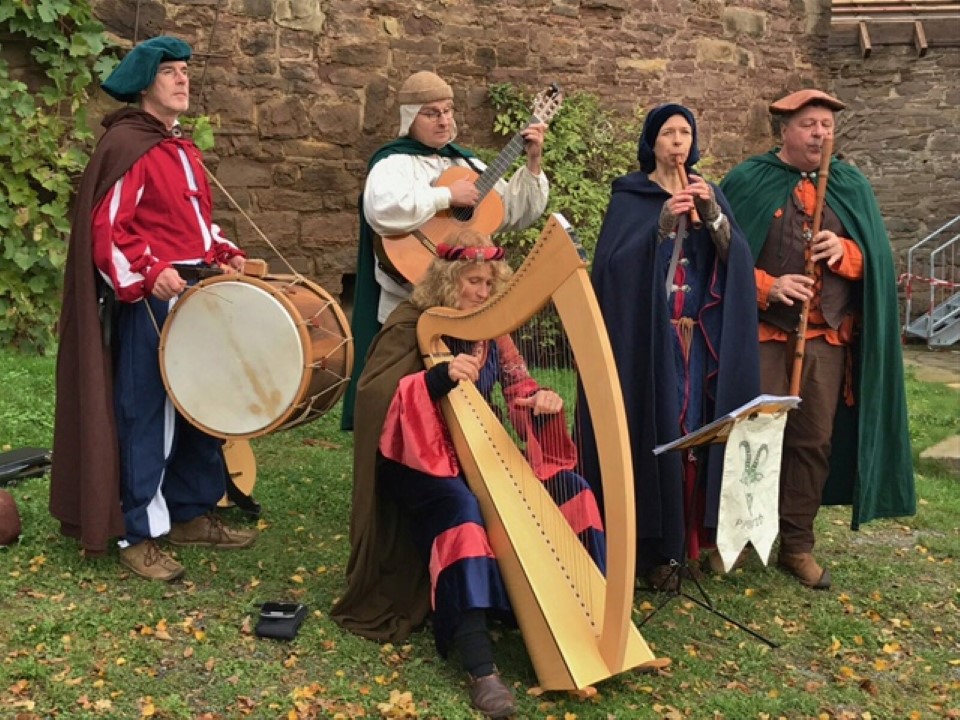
[50,36,256,581]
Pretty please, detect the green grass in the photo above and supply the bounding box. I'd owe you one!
[1,348,958,719]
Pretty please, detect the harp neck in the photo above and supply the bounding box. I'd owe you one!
[416,217,586,352]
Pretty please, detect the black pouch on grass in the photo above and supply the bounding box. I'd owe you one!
[0,448,52,486]
[255,602,308,640]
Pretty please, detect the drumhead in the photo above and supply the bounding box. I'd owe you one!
[161,278,308,437]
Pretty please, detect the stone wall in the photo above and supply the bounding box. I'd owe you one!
[12,2,955,301]
[826,45,960,269]
[85,0,832,303]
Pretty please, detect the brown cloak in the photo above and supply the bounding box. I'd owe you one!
[331,301,432,642]
[49,109,174,556]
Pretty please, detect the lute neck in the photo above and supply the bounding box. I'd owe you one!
[473,116,539,201]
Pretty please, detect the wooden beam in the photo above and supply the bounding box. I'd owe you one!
[914,20,930,55]
[830,18,960,46]
[833,0,959,7]
[859,20,873,57]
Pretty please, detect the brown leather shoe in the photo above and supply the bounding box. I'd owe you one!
[167,513,257,549]
[645,564,680,592]
[119,540,185,581]
[778,552,831,589]
[467,670,516,719]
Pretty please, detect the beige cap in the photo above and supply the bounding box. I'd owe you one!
[769,89,846,115]
[398,71,453,105]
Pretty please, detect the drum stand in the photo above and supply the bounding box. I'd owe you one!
[637,444,778,649]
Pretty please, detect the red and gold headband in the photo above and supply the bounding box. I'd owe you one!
[436,243,506,262]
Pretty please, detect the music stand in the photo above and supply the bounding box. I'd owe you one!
[637,395,799,649]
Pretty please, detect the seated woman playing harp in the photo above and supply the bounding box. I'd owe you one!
[332,229,605,719]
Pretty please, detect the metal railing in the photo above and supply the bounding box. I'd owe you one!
[903,215,960,347]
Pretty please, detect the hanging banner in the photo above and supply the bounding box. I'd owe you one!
[716,411,787,572]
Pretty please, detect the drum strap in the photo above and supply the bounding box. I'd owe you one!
[223,468,261,518]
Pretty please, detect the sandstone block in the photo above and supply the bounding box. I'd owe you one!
[258,98,312,139]
[217,158,273,188]
[235,210,299,250]
[96,0,165,39]
[722,7,767,38]
[276,0,326,33]
[301,211,359,247]
[280,140,345,160]
[301,164,359,194]
[380,16,401,37]
[312,102,363,145]
[240,0,273,20]
[333,43,390,67]
[696,38,739,64]
[616,57,667,74]
[497,41,529,66]
[256,188,326,213]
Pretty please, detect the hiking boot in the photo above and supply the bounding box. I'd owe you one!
[119,539,185,582]
[167,512,257,549]
[778,551,831,590]
[467,669,516,719]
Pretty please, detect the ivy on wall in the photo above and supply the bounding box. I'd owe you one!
[481,84,645,362]
[0,0,114,353]
[484,83,644,265]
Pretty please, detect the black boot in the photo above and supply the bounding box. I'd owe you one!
[454,610,515,718]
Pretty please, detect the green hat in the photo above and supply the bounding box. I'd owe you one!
[101,36,192,103]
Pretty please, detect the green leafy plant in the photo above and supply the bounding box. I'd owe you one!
[180,113,218,152]
[484,82,644,265]
[482,84,644,363]
[0,1,114,353]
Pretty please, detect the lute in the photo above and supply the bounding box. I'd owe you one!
[376,84,563,284]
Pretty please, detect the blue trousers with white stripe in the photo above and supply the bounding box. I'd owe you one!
[114,295,226,545]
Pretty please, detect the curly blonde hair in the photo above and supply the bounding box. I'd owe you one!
[411,229,512,310]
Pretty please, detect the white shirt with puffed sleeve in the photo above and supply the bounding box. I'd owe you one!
[363,153,549,322]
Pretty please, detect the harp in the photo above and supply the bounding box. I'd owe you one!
[416,214,662,692]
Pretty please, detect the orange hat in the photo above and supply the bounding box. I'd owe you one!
[769,89,845,115]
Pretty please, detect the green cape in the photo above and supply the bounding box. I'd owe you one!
[720,151,915,528]
[340,138,475,430]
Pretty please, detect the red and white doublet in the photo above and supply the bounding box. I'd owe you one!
[91,134,243,301]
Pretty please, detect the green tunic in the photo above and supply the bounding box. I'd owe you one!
[720,151,915,528]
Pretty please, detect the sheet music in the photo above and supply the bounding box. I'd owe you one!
[652,394,800,455]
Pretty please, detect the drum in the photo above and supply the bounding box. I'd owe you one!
[159,274,353,439]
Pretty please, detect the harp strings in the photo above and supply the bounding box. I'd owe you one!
[439,302,601,626]
[509,303,599,622]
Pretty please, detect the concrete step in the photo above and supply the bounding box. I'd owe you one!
[920,435,960,475]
